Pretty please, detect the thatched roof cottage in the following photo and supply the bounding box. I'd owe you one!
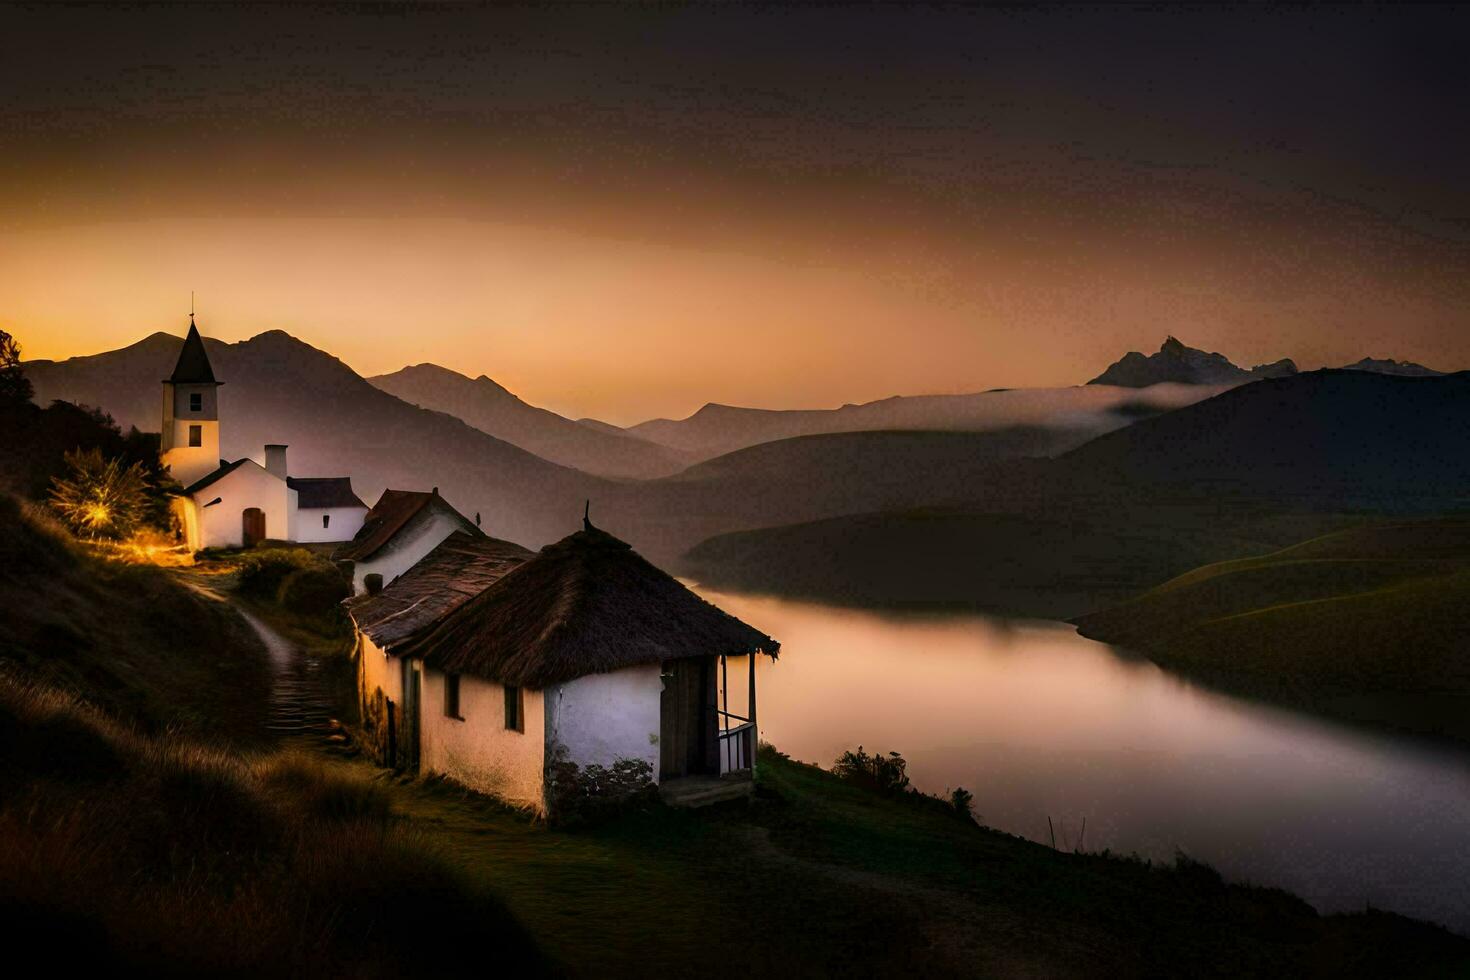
[347,526,779,814]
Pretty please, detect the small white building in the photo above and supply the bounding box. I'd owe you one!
[286,477,368,544]
[334,488,483,594]
[347,523,780,816]
[163,318,365,551]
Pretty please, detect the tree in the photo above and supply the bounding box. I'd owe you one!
[831,746,911,794]
[0,329,34,409]
[49,447,150,540]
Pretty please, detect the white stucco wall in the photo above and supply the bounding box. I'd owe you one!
[189,461,295,550]
[351,508,469,593]
[419,668,546,811]
[294,506,367,544]
[544,664,663,781]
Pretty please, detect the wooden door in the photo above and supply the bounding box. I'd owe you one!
[242,507,266,547]
[659,656,717,779]
[400,659,421,773]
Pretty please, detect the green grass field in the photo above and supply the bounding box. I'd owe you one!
[1075,521,1470,741]
[356,744,1469,977]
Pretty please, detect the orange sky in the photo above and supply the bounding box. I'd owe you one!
[3,5,1468,424]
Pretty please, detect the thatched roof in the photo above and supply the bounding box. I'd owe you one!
[395,527,779,689]
[287,476,366,510]
[168,320,219,384]
[345,531,534,651]
[335,488,479,561]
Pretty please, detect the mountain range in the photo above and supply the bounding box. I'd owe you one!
[25,329,1467,596]
[1087,336,1443,387]
[369,363,691,480]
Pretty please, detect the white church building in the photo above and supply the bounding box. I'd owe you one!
[163,318,368,551]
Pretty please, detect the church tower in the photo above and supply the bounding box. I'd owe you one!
[161,316,224,488]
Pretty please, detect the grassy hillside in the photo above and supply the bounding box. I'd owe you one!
[367,744,1469,977]
[1074,521,1470,741]
[0,495,271,745]
[0,498,546,972]
[0,679,545,974]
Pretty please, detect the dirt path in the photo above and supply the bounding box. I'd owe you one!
[183,577,345,747]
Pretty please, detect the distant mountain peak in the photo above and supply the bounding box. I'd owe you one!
[1088,337,1296,388]
[1340,357,1444,377]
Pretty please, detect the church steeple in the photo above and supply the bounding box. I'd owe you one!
[168,319,219,384]
[160,311,225,488]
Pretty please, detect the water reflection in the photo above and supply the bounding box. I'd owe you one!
[697,586,1470,932]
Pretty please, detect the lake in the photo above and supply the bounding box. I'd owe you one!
[695,586,1470,934]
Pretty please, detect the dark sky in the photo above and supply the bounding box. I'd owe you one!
[3,3,1467,421]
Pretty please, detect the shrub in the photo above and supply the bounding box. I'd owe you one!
[48,447,150,540]
[233,548,317,599]
[276,564,351,617]
[831,745,911,795]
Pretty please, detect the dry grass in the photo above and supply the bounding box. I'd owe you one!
[0,676,546,975]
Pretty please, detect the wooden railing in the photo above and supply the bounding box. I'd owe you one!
[718,710,755,773]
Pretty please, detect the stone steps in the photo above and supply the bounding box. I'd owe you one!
[659,773,754,808]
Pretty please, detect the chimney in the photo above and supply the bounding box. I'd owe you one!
[265,444,288,480]
[364,573,384,596]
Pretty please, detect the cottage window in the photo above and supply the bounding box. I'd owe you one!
[322,514,330,529]
[504,685,523,732]
[188,424,202,447]
[189,392,202,412]
[445,673,462,719]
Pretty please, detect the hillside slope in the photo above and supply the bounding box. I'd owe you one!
[25,331,608,548]
[1074,521,1470,742]
[0,495,270,743]
[370,363,691,480]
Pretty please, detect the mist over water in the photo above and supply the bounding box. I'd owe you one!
[696,586,1470,932]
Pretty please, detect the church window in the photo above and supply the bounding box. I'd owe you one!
[189,392,202,412]
[188,425,202,447]
[322,514,330,529]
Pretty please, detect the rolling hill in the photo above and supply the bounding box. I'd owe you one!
[369,363,691,480]
[1055,369,1470,505]
[25,331,608,549]
[624,382,1224,459]
[1073,521,1470,742]
[600,427,1085,566]
[679,370,1470,616]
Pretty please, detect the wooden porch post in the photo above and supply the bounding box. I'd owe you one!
[748,651,758,772]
